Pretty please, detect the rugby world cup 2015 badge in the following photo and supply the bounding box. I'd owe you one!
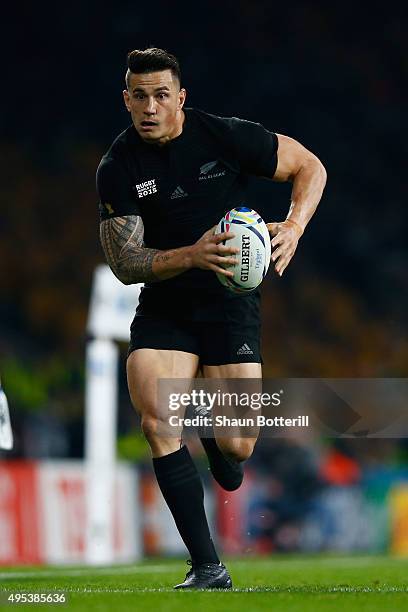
[135,179,158,198]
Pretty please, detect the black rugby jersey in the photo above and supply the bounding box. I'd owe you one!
[96,107,278,294]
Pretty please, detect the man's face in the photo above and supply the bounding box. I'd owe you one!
[123,69,186,144]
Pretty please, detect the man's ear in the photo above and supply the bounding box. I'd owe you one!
[179,88,187,109]
[123,89,131,112]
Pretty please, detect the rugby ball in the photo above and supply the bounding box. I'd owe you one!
[215,207,271,293]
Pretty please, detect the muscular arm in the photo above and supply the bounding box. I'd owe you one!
[99,215,238,285]
[267,134,327,275]
[99,215,193,285]
[273,134,327,232]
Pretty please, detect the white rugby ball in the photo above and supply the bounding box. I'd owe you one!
[215,207,271,293]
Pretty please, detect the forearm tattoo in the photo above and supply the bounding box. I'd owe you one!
[100,215,160,284]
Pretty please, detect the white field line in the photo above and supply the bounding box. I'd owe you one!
[1,556,406,580]
[1,586,408,594]
[233,556,408,568]
[0,565,170,580]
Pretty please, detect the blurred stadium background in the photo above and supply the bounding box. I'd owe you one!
[1,0,407,567]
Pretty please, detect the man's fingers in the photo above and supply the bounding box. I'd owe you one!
[210,255,238,266]
[275,253,293,276]
[217,243,240,254]
[275,257,286,275]
[209,263,234,277]
[206,242,238,255]
[271,234,284,248]
[204,226,218,238]
[266,222,280,236]
[273,246,296,273]
[213,231,235,244]
[266,219,302,276]
[276,264,287,276]
[271,246,285,262]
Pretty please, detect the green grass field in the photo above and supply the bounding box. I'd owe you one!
[1,555,407,611]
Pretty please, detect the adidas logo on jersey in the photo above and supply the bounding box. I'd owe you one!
[237,343,254,355]
[135,179,157,198]
[199,160,226,181]
[171,185,188,199]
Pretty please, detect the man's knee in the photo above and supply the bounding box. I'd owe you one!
[216,438,256,462]
[141,414,157,441]
[141,412,182,442]
[141,413,167,441]
[140,413,183,457]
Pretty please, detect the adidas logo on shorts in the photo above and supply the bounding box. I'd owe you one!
[171,185,188,199]
[237,343,254,355]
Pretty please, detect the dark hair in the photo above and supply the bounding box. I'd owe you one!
[126,47,181,88]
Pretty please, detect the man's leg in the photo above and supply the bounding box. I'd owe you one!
[127,348,232,589]
[127,348,198,456]
[200,362,262,490]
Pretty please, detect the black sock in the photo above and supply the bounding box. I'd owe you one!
[153,445,219,565]
[200,437,244,491]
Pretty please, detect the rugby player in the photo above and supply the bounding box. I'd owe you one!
[97,48,326,589]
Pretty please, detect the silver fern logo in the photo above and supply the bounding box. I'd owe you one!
[200,161,218,175]
[199,160,226,181]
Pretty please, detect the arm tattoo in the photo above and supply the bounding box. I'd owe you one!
[99,215,160,284]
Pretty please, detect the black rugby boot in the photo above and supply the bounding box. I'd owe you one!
[174,560,233,590]
[200,437,244,491]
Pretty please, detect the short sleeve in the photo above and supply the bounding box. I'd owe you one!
[96,156,141,221]
[228,117,278,178]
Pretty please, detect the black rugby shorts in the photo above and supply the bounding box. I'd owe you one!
[127,287,262,366]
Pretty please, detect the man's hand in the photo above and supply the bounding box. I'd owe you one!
[100,216,239,284]
[267,220,303,276]
[189,227,239,278]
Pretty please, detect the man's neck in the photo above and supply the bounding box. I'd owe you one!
[158,109,185,146]
[141,109,185,147]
